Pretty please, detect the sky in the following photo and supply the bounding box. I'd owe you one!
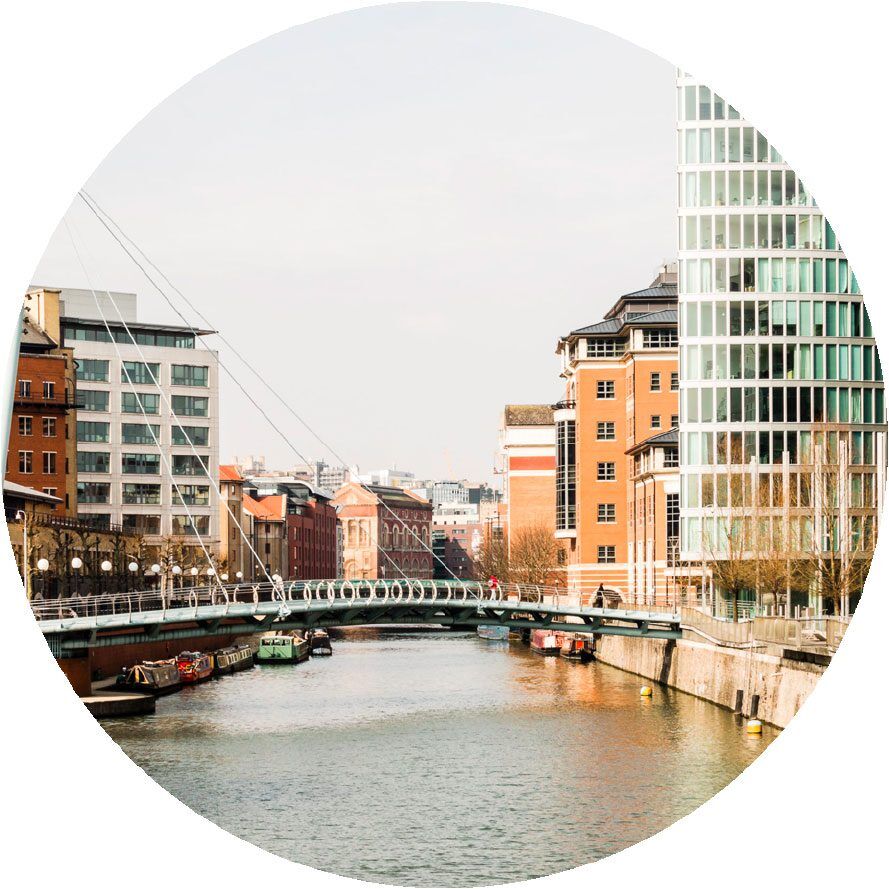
[33,2,676,485]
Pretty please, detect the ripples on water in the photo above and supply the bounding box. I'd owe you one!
[103,628,774,886]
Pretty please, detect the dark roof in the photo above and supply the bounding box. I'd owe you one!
[61,316,216,336]
[626,427,679,455]
[367,485,432,509]
[631,309,678,325]
[569,318,623,336]
[619,281,678,300]
[19,319,57,352]
[503,404,553,426]
[3,480,63,503]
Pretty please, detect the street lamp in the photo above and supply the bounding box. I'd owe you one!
[71,556,83,597]
[220,573,229,582]
[37,557,49,599]
[100,559,112,597]
[190,566,199,589]
[236,570,243,581]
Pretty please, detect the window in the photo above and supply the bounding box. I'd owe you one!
[671,371,679,391]
[597,380,615,400]
[64,324,194,349]
[121,361,160,385]
[18,416,32,436]
[122,452,161,475]
[121,423,161,444]
[171,364,209,387]
[122,514,162,535]
[42,452,57,474]
[76,359,109,382]
[43,488,57,499]
[78,513,110,529]
[671,414,679,429]
[597,545,616,564]
[18,451,32,473]
[76,421,109,443]
[651,415,661,429]
[121,392,160,414]
[42,381,55,400]
[172,454,208,476]
[597,462,616,481]
[77,482,110,504]
[597,503,616,523]
[171,514,211,536]
[172,426,209,447]
[18,380,31,398]
[123,483,161,505]
[42,417,56,437]
[171,395,209,417]
[80,390,109,412]
[77,451,110,473]
[586,339,626,358]
[174,485,210,506]
[643,329,679,349]
[650,372,661,392]
[596,421,615,441]
[664,448,679,468]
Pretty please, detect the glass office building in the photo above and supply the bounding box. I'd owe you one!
[676,73,886,615]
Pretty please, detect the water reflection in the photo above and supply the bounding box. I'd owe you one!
[104,629,774,886]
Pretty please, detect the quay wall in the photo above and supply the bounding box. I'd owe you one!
[594,635,826,729]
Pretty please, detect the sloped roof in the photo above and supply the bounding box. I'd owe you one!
[631,309,678,325]
[219,464,244,482]
[503,404,553,426]
[569,318,623,336]
[19,319,57,352]
[243,493,285,521]
[3,480,63,503]
[626,427,679,455]
[620,281,678,300]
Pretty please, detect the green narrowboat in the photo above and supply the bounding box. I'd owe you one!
[255,633,310,664]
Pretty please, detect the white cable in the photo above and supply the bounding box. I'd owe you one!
[65,219,273,590]
[79,190,453,581]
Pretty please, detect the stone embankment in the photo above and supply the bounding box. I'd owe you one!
[595,634,826,728]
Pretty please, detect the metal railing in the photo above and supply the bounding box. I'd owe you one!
[30,578,682,626]
[680,606,755,646]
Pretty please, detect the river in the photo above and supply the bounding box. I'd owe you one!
[103,628,775,886]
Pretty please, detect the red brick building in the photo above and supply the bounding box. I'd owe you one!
[284,482,337,580]
[333,483,433,580]
[6,316,77,514]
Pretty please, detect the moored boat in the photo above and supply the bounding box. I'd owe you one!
[213,643,255,675]
[530,629,562,655]
[176,651,214,684]
[116,659,181,695]
[255,632,310,663]
[477,625,509,641]
[307,629,333,656]
[560,635,594,663]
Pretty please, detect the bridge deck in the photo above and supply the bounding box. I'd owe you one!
[32,580,682,653]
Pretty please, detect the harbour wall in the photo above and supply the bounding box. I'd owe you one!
[594,634,826,729]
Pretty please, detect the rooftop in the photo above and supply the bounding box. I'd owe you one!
[503,404,553,427]
[61,316,216,337]
[626,427,679,455]
[18,319,58,353]
[242,493,285,521]
[219,464,244,482]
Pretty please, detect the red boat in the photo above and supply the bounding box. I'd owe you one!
[176,651,214,684]
[530,629,564,655]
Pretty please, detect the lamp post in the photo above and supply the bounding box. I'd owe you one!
[128,561,139,594]
[100,559,112,597]
[151,563,161,604]
[190,566,199,589]
[70,556,83,597]
[15,510,30,599]
[172,564,182,601]
[36,557,49,599]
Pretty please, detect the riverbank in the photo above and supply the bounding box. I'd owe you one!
[594,634,825,728]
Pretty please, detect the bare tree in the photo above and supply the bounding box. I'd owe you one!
[473,524,510,583]
[508,524,563,587]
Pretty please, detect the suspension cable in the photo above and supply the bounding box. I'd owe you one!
[79,190,456,581]
[65,219,275,590]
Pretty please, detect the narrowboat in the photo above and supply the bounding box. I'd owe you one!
[255,632,310,664]
[530,629,562,655]
[116,659,181,695]
[560,635,594,663]
[308,629,333,656]
[477,625,509,641]
[213,643,255,675]
[176,651,215,684]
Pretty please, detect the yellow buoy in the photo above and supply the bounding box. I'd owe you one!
[746,719,763,734]
[640,686,653,697]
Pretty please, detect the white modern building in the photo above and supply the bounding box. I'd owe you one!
[53,288,220,553]
[676,75,885,615]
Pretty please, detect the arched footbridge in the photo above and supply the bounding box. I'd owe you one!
[32,579,682,658]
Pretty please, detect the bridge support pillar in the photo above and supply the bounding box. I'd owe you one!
[56,652,93,698]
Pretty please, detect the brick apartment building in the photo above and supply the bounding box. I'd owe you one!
[555,266,680,601]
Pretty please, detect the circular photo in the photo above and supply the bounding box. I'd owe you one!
[6,3,882,885]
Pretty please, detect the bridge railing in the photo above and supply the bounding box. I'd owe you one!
[30,578,683,625]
